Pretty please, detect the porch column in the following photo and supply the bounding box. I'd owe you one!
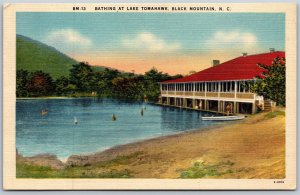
[183,98,187,108]
[193,83,195,97]
[218,82,221,98]
[204,100,207,110]
[167,84,169,95]
[234,81,237,98]
[252,102,256,114]
[233,102,237,114]
[204,82,207,97]
[160,84,162,93]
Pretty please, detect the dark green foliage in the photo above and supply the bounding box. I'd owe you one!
[250,57,286,106]
[16,69,30,97]
[54,76,71,96]
[69,62,94,92]
[143,67,182,102]
[16,61,182,101]
[111,77,145,100]
[93,68,122,96]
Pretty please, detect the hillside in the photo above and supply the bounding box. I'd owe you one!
[16,35,77,79]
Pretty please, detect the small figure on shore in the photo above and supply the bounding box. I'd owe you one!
[112,114,116,121]
[141,108,144,116]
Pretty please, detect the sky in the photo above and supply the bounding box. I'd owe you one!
[17,12,285,75]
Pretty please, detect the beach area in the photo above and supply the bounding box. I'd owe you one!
[16,108,285,179]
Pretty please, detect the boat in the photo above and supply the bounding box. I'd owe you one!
[40,109,48,116]
[201,115,245,121]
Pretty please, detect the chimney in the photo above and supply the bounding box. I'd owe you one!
[269,48,275,53]
[242,52,247,57]
[212,60,220,66]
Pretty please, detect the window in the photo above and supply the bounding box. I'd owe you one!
[176,83,184,91]
[184,83,194,91]
[195,83,204,92]
[162,84,167,91]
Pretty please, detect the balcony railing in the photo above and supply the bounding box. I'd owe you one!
[160,90,255,100]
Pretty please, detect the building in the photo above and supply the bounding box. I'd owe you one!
[159,51,285,115]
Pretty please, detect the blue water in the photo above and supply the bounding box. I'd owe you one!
[16,98,220,159]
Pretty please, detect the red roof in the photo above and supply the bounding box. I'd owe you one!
[163,51,285,83]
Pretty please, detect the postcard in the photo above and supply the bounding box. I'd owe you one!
[3,3,297,190]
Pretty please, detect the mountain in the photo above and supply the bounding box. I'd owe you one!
[17,34,77,79]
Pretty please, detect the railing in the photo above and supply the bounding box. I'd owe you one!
[219,92,235,98]
[161,90,255,100]
[184,92,193,96]
[194,92,205,96]
[206,92,219,97]
[236,93,255,99]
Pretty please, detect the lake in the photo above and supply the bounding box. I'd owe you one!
[16,98,221,159]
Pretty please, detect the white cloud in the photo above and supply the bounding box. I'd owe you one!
[45,29,92,51]
[122,32,181,53]
[206,31,258,51]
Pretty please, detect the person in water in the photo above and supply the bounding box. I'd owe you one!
[141,108,144,116]
[112,114,116,121]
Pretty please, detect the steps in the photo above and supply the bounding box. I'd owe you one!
[264,100,275,111]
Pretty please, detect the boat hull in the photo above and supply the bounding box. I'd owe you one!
[201,116,245,121]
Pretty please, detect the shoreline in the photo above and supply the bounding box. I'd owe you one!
[17,109,285,178]
[16,96,90,100]
[18,121,230,161]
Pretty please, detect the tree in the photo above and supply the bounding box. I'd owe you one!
[250,56,286,106]
[94,68,121,96]
[16,69,30,97]
[143,67,183,101]
[69,62,94,92]
[27,70,55,96]
[111,77,144,100]
[55,76,70,95]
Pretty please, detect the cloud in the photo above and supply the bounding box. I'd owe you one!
[45,29,92,51]
[122,32,181,53]
[205,31,259,51]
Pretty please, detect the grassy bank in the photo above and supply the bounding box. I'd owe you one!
[17,109,285,179]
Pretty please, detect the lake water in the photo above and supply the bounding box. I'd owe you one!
[16,98,221,159]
